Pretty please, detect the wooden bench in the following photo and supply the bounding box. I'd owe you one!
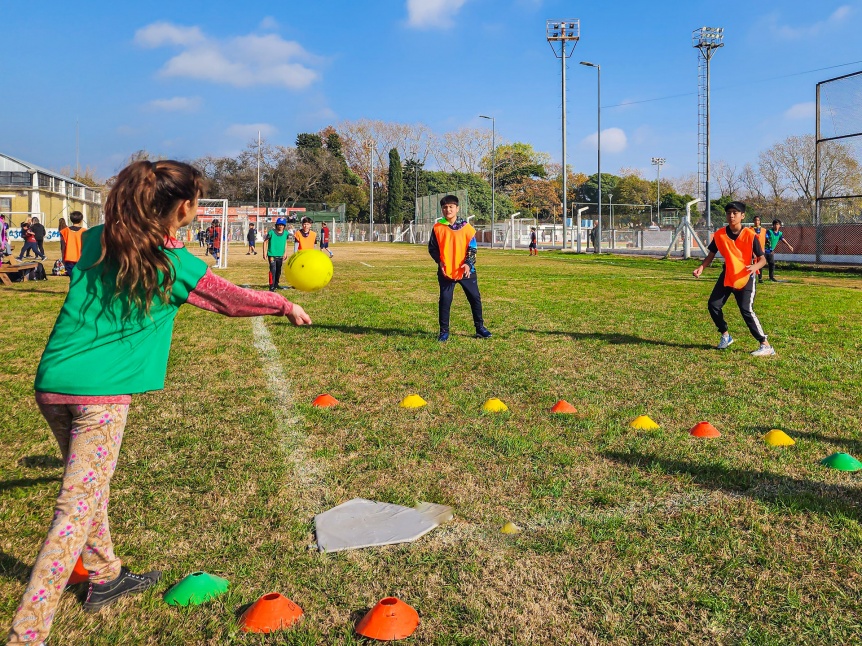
[0,260,40,286]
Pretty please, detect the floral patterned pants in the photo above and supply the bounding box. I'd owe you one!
[7,403,128,644]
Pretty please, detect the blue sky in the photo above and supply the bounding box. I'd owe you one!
[2,0,860,182]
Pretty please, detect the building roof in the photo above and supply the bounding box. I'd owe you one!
[0,152,90,188]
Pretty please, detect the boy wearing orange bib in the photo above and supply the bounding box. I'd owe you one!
[693,201,774,356]
[428,195,491,342]
[294,216,317,252]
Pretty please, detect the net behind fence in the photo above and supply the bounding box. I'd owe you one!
[817,70,862,226]
[416,189,469,225]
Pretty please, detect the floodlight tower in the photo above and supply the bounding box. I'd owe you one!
[693,26,724,231]
[651,157,665,224]
[547,19,580,250]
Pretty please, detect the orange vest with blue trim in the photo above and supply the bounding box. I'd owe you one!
[433,222,476,280]
[713,227,755,289]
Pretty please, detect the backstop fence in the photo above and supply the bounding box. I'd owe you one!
[816,69,862,264]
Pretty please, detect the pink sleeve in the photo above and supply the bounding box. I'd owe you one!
[187,270,294,317]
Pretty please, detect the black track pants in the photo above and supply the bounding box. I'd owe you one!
[707,273,767,343]
[438,271,484,333]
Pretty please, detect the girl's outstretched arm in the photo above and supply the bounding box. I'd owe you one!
[187,269,311,324]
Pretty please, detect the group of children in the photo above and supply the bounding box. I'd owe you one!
[259,217,333,291]
[8,162,788,644]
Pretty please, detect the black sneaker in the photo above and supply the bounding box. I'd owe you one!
[475,327,492,339]
[437,331,449,342]
[83,567,161,612]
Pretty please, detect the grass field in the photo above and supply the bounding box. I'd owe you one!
[2,243,862,645]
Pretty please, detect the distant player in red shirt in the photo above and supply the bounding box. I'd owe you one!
[319,223,333,258]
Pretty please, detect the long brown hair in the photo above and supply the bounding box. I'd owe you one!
[100,160,204,313]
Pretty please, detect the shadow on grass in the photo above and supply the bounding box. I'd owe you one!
[752,426,862,453]
[308,324,431,338]
[519,329,712,350]
[0,476,61,492]
[602,450,862,520]
[0,551,31,582]
[17,455,63,469]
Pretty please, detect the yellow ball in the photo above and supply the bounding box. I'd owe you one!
[286,250,333,292]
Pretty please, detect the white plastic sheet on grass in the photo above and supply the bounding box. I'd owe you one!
[314,498,453,553]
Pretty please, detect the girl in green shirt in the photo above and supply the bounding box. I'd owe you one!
[9,161,311,645]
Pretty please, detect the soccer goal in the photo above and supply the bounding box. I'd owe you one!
[196,199,229,269]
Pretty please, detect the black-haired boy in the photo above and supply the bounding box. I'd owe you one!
[693,201,774,357]
[428,195,491,342]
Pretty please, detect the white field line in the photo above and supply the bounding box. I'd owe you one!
[251,317,325,505]
[360,261,374,267]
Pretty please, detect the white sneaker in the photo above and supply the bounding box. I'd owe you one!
[751,343,775,357]
[716,334,734,350]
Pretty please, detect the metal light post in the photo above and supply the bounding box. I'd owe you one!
[479,115,495,248]
[364,139,374,241]
[651,157,665,224]
[580,61,601,253]
[256,130,261,232]
[693,27,724,231]
[547,19,580,250]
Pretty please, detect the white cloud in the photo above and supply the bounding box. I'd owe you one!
[225,123,277,140]
[134,22,205,47]
[259,16,279,31]
[766,5,852,40]
[406,0,469,29]
[146,96,202,112]
[784,102,816,120]
[135,22,320,89]
[581,127,627,154]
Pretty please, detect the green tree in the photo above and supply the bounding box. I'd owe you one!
[295,133,323,150]
[386,148,404,224]
[577,174,621,216]
[482,142,550,194]
[424,171,515,223]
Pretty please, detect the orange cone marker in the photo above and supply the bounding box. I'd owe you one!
[355,597,420,641]
[66,556,89,586]
[551,400,577,414]
[240,593,304,633]
[689,421,721,438]
[312,394,339,408]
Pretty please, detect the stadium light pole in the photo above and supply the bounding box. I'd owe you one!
[651,157,665,224]
[580,61,600,253]
[547,19,580,250]
[364,138,374,240]
[693,26,724,231]
[256,130,261,232]
[479,115,496,248]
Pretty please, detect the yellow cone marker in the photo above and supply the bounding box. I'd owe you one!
[500,522,521,534]
[764,429,795,446]
[629,415,659,430]
[399,394,427,408]
[482,398,509,413]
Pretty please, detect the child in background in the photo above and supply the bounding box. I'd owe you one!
[428,195,491,342]
[264,217,291,291]
[210,219,222,265]
[529,227,538,256]
[320,222,333,258]
[7,160,311,645]
[294,216,317,253]
[59,211,87,276]
[751,215,766,283]
[764,219,794,282]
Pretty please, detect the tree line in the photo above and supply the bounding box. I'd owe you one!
[97,121,861,227]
